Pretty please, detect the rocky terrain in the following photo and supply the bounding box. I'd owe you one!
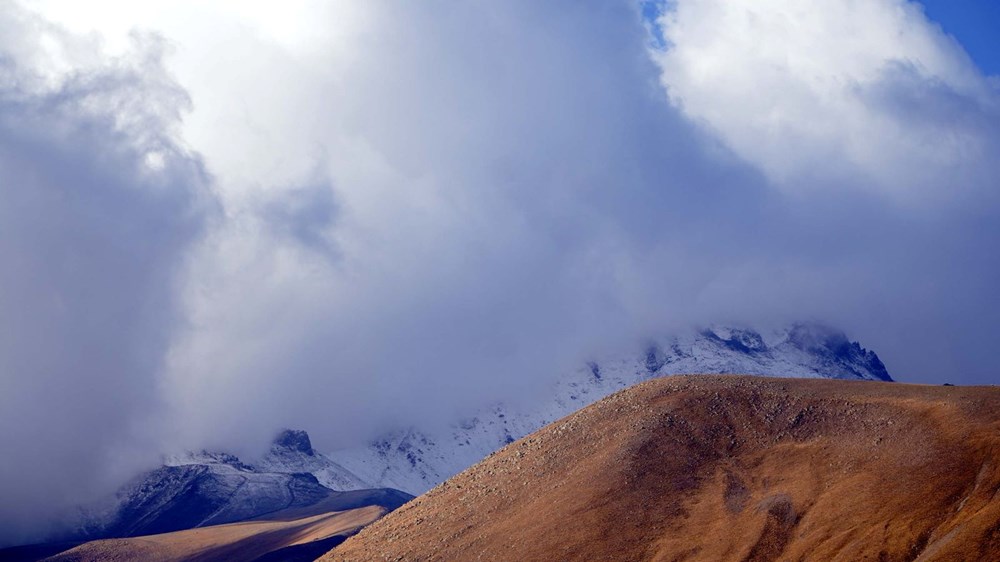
[327,375,1000,561]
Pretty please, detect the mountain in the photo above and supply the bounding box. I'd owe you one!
[75,430,412,541]
[322,323,890,494]
[252,429,371,492]
[50,322,886,552]
[326,375,1000,561]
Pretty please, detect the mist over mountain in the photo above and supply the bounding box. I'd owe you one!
[1,0,999,547]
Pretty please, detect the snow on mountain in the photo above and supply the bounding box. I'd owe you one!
[252,429,371,491]
[323,323,891,494]
[78,430,410,540]
[78,322,889,539]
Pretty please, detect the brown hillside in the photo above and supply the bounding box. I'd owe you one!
[46,504,384,562]
[326,375,1000,562]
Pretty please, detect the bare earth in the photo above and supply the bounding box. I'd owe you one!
[46,504,385,562]
[326,375,1000,562]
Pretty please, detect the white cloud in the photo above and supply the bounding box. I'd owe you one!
[651,0,1000,203]
[0,4,213,543]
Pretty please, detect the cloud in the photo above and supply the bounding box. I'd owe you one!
[151,0,1000,455]
[1,0,999,545]
[644,0,1000,380]
[650,0,1000,203]
[154,1,744,453]
[0,6,213,544]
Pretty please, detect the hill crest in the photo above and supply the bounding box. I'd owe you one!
[327,375,1000,561]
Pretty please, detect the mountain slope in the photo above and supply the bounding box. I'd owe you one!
[78,431,411,541]
[323,323,891,494]
[326,375,1000,562]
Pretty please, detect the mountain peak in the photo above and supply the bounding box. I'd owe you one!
[273,429,315,456]
[785,323,891,381]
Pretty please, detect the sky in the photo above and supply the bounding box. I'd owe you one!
[918,0,1000,75]
[1,0,999,546]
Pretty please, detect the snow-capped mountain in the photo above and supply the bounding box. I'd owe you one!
[322,323,890,494]
[79,322,889,540]
[79,430,411,540]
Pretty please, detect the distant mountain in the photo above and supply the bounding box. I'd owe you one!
[323,322,891,494]
[327,375,1000,561]
[76,430,411,541]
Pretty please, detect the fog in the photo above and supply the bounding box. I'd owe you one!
[1,0,998,546]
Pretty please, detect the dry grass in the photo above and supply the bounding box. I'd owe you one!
[326,375,1000,562]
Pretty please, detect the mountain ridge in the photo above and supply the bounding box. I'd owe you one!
[63,322,888,547]
[323,322,891,494]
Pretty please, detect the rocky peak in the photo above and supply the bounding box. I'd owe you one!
[702,327,767,353]
[786,323,891,381]
[273,429,315,456]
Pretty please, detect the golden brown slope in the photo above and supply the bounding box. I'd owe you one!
[325,375,1000,562]
[46,504,384,562]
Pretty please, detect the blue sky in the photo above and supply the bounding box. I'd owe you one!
[919,0,1000,75]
